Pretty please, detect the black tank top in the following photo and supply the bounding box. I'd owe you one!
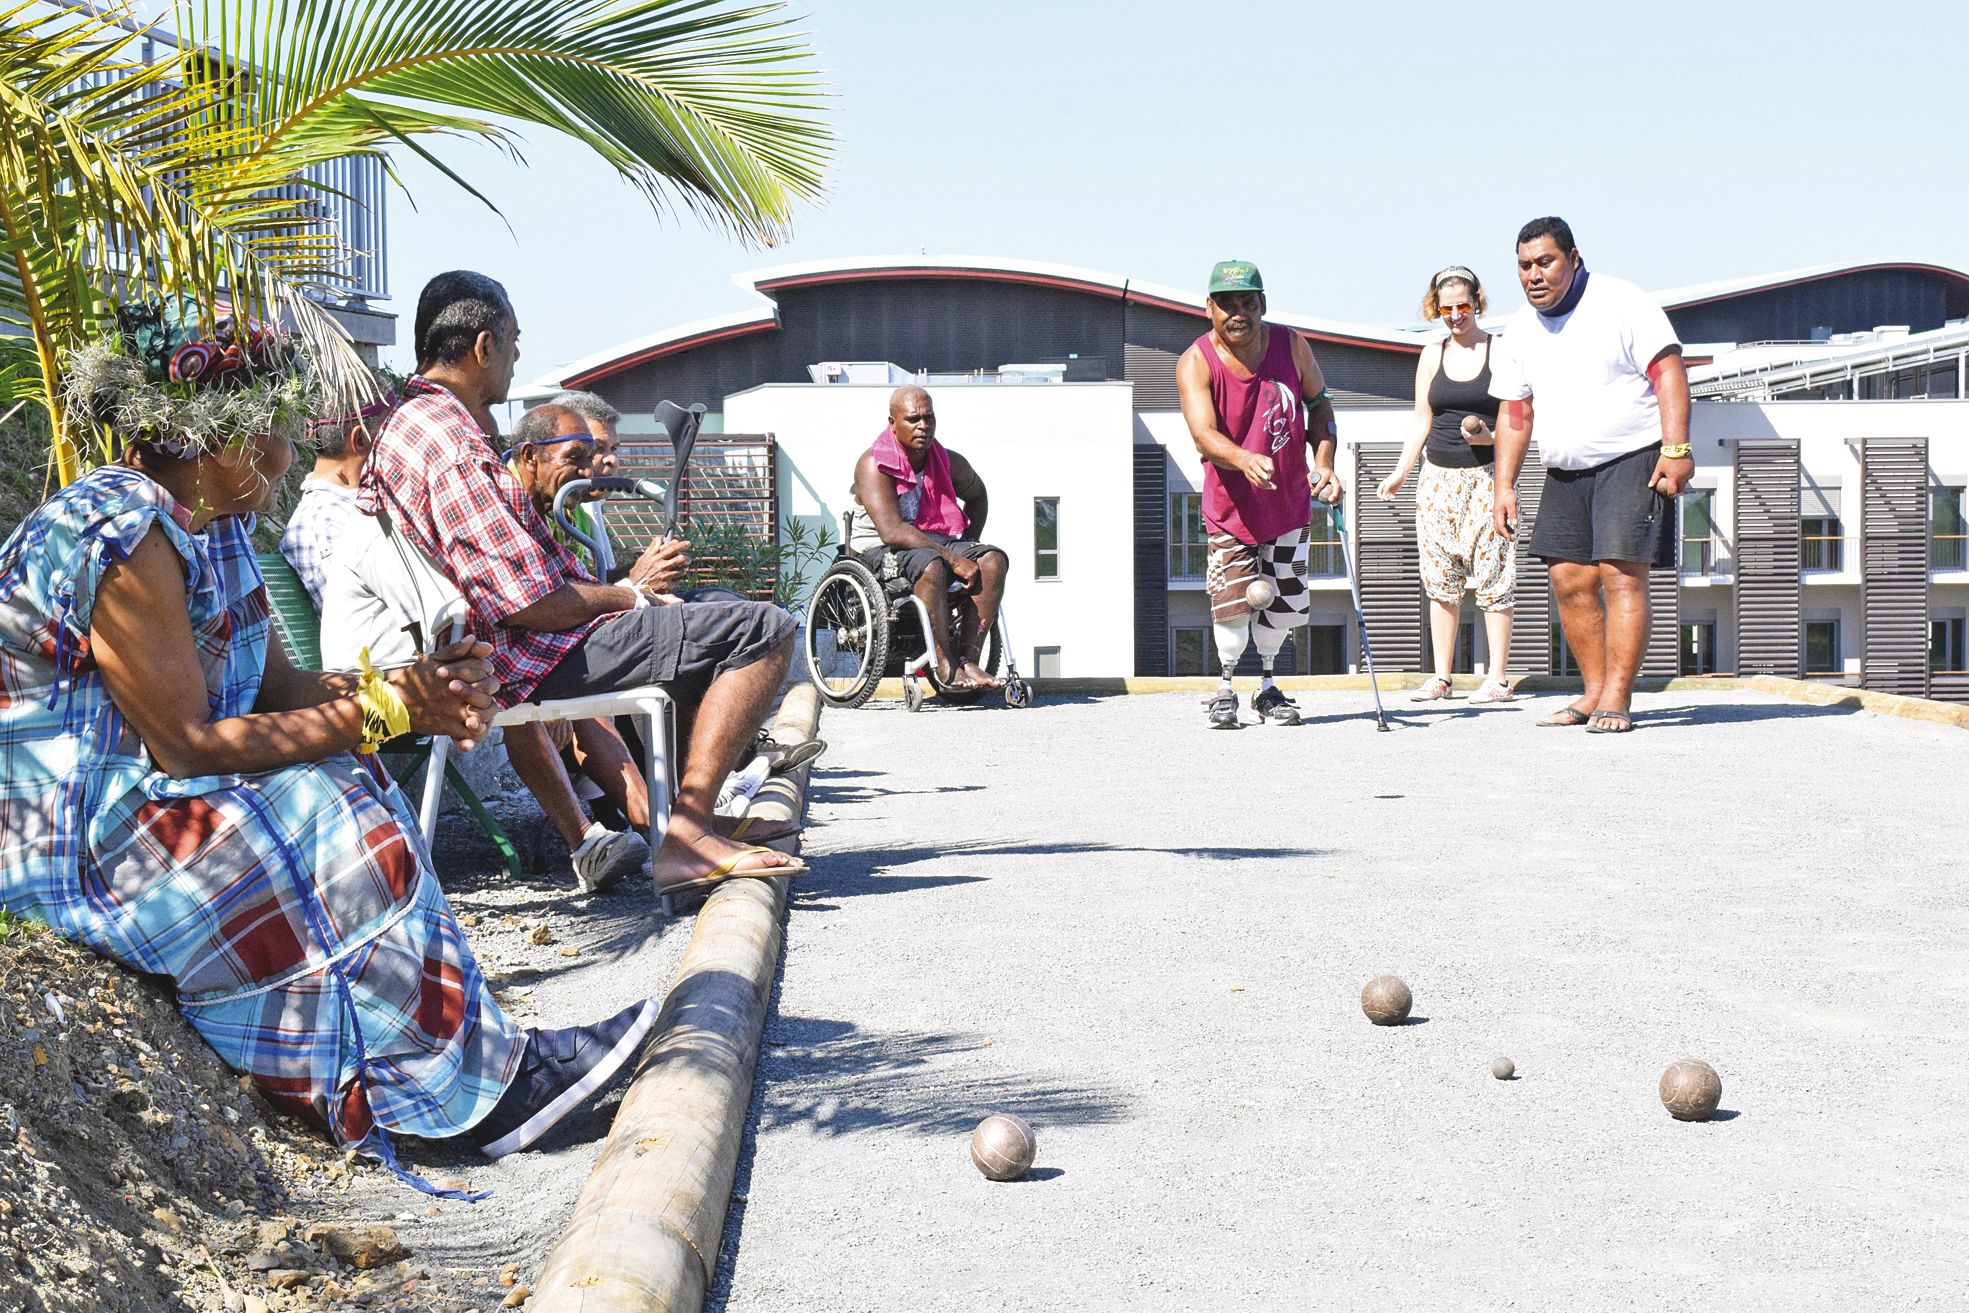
[1425,337,1498,470]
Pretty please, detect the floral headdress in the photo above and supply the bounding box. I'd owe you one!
[61,301,327,460]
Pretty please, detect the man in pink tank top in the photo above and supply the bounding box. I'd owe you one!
[1177,259,1343,728]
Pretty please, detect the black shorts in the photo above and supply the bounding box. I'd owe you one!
[1530,443,1677,568]
[859,534,1000,586]
[529,598,795,706]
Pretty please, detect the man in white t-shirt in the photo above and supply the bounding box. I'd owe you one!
[1489,216,1693,733]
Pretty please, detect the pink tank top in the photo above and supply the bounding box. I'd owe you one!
[1198,324,1310,544]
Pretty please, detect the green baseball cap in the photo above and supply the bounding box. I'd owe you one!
[1208,259,1264,296]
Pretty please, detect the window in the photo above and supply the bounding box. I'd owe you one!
[1934,486,1967,571]
[1934,617,1968,674]
[1804,619,1841,675]
[1307,505,1343,577]
[1801,515,1843,572]
[1169,493,1206,580]
[1033,497,1060,579]
[1680,622,1718,675]
[1172,627,1210,675]
[1682,490,1716,575]
[1033,646,1062,678]
[1304,624,1345,674]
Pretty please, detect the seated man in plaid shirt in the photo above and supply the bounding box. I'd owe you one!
[361,270,806,896]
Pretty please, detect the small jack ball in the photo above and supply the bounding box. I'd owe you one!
[1659,1060,1722,1121]
[970,1114,1036,1181]
[1491,1056,1515,1080]
[1360,975,1412,1026]
[1245,577,1279,611]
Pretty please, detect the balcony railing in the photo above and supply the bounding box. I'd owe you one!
[1682,536,1718,575]
[1935,534,1968,571]
[1802,534,1846,572]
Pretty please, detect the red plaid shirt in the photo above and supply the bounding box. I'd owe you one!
[359,376,602,705]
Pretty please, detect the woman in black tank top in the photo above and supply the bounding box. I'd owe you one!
[1374,266,1518,703]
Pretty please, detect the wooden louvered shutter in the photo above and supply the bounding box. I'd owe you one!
[1860,437,1930,697]
[1134,446,1170,676]
[1732,441,1802,677]
[1351,442,1425,673]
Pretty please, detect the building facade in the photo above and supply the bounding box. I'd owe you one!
[533,257,1969,699]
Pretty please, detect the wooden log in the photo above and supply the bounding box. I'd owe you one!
[531,684,822,1313]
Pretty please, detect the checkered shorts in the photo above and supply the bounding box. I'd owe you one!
[1206,525,1312,628]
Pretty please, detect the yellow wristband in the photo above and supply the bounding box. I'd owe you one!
[1660,443,1692,459]
[354,647,411,753]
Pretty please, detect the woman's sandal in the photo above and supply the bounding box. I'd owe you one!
[1536,706,1592,727]
[1409,675,1455,702]
[659,846,809,898]
[1585,710,1634,734]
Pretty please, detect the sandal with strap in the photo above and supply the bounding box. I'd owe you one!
[1409,675,1455,702]
[1537,706,1592,727]
[1585,709,1635,734]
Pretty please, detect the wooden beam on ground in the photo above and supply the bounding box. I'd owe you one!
[531,684,822,1313]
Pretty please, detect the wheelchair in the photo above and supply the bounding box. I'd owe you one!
[802,518,1032,712]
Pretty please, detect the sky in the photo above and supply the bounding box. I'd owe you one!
[379,0,1969,386]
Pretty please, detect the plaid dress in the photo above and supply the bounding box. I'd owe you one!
[0,467,520,1152]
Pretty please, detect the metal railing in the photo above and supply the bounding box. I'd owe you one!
[1935,534,1969,571]
[1801,534,1847,572]
[1682,536,1718,575]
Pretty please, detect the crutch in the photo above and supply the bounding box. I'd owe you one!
[1329,501,1391,732]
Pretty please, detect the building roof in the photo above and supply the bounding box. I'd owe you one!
[531,254,1427,393]
[529,254,1969,397]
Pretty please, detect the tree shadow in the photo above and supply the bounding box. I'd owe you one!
[753,1014,1133,1138]
[808,781,988,806]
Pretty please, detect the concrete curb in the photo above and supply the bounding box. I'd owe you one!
[871,672,1968,728]
[530,684,823,1313]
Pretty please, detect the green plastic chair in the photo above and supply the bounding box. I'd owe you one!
[255,550,523,880]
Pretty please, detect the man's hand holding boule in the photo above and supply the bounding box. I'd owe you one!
[1649,451,1695,496]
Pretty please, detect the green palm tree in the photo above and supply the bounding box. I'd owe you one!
[1,0,830,484]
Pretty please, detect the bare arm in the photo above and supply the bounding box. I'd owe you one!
[1291,334,1342,503]
[1177,344,1276,489]
[855,452,950,554]
[1646,348,1695,496]
[1378,345,1439,502]
[1492,397,1533,541]
[501,579,646,632]
[92,529,497,779]
[948,449,989,539]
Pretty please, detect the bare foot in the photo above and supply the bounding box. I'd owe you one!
[650,819,802,891]
[958,661,1002,688]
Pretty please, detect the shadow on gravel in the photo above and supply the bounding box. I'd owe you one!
[808,780,988,805]
[1637,700,1862,727]
[755,1015,1133,1137]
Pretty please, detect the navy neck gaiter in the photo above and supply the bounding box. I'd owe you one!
[1537,263,1589,319]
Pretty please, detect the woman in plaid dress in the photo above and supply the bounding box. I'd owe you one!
[0,440,521,1163]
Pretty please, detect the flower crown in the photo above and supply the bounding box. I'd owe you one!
[61,301,325,461]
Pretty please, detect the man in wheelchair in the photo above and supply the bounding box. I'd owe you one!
[847,386,1008,693]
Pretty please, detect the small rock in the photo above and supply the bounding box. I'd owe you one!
[150,1207,182,1232]
[242,1297,270,1313]
[303,1222,405,1269]
[223,1293,245,1312]
[525,925,554,946]
[460,914,480,928]
[558,946,580,958]
[502,1284,532,1308]
[424,1206,441,1218]
[265,1268,310,1290]
[499,1264,519,1286]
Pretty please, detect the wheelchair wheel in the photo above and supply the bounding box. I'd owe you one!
[1004,677,1031,709]
[803,560,888,708]
[903,678,925,712]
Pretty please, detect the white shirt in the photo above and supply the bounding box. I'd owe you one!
[318,510,468,672]
[1488,272,1680,471]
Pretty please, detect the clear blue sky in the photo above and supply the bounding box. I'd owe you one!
[382,0,1969,382]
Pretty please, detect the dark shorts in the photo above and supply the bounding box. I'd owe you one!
[858,533,1001,587]
[1530,443,1677,567]
[530,598,795,706]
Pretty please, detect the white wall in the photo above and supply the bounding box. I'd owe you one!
[726,381,1138,677]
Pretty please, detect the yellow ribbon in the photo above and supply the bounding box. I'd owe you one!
[354,647,411,753]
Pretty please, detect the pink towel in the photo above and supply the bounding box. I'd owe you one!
[871,425,969,536]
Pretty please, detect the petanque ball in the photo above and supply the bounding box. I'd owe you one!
[1491,1056,1515,1081]
[1360,975,1412,1026]
[970,1114,1036,1181]
[1461,414,1486,438]
[1244,577,1279,611]
[1658,1059,1722,1121]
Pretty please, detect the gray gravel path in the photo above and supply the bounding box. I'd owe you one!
[713,689,1969,1312]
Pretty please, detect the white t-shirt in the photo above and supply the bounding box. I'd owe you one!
[1488,272,1680,471]
[318,511,468,672]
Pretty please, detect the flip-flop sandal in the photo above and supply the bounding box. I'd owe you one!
[1585,710,1634,734]
[764,739,828,776]
[1537,707,1592,727]
[719,815,804,843]
[659,846,809,898]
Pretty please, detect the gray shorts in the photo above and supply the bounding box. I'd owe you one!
[859,533,1000,586]
[1530,443,1677,568]
[529,598,795,705]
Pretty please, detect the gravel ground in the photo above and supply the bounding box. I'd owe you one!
[711,688,1969,1313]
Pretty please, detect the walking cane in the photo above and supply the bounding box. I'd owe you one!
[1329,501,1391,732]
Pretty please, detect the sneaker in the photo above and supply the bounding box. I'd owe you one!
[1207,691,1241,729]
[470,999,660,1158]
[1410,675,1455,702]
[1469,678,1516,704]
[570,826,650,895]
[1252,685,1302,725]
